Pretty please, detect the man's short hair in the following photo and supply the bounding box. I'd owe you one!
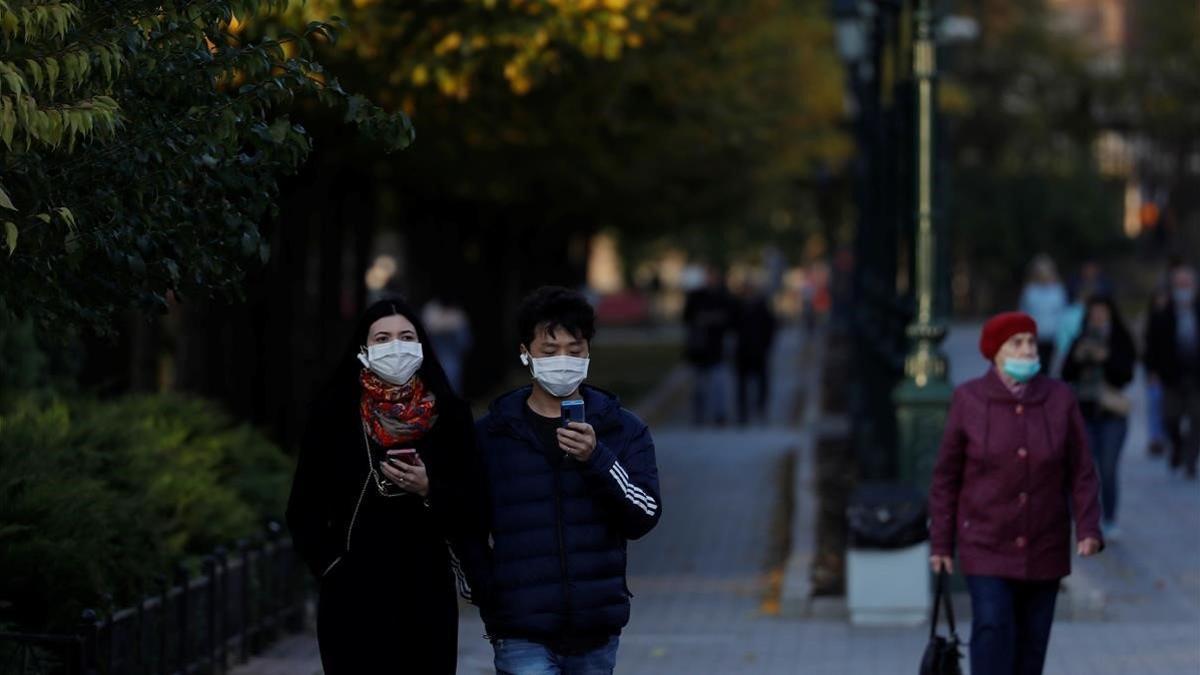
[517,286,596,347]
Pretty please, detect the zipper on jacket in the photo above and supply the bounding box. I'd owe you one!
[553,461,572,630]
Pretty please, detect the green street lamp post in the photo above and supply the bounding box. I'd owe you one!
[894,0,952,494]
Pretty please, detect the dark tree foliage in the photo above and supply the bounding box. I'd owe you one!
[0,0,415,332]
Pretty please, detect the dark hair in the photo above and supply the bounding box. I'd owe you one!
[314,296,460,413]
[517,286,596,347]
[1085,295,1132,347]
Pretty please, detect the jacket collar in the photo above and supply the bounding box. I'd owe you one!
[981,367,1051,404]
[485,384,625,437]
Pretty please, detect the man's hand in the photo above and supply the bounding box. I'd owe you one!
[930,555,955,574]
[558,422,597,462]
[1077,537,1102,557]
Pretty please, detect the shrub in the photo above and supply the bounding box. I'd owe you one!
[0,393,292,631]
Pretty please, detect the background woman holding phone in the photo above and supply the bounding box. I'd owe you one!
[286,298,488,674]
[1061,296,1136,538]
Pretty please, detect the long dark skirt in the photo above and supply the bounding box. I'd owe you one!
[316,491,459,674]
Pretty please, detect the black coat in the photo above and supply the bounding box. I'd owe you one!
[683,287,734,367]
[473,386,662,644]
[1145,300,1200,387]
[1062,325,1136,419]
[734,296,777,369]
[286,392,488,674]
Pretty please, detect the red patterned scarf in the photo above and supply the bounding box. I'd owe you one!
[359,369,438,447]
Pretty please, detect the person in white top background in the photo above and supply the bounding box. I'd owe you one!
[1020,254,1069,374]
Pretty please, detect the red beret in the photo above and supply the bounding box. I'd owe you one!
[979,312,1038,360]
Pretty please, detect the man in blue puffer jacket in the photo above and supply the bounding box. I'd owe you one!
[474,286,662,674]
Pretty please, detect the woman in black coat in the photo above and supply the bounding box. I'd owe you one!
[1061,295,1136,537]
[286,298,489,674]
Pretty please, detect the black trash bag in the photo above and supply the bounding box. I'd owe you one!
[846,482,929,550]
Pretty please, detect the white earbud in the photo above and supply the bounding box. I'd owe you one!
[520,353,530,366]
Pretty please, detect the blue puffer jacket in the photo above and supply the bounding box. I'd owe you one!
[475,385,662,642]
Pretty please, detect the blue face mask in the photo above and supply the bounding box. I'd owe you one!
[1002,357,1041,383]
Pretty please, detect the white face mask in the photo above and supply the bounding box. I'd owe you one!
[358,339,424,386]
[522,353,589,398]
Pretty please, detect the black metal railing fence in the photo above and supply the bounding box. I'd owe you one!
[0,521,308,675]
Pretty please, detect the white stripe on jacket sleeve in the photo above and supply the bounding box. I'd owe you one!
[613,461,658,510]
[608,460,657,516]
[446,543,473,602]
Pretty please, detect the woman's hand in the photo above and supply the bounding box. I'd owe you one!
[380,451,430,497]
[929,555,955,574]
[1076,341,1108,363]
[1077,537,1102,556]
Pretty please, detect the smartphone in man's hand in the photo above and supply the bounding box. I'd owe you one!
[561,399,585,427]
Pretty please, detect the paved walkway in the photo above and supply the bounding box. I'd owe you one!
[235,323,1200,674]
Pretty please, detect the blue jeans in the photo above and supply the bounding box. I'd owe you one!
[493,637,620,675]
[1085,415,1127,525]
[966,576,1059,675]
[692,364,729,425]
[1147,379,1166,444]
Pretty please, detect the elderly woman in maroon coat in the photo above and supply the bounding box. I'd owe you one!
[929,312,1104,675]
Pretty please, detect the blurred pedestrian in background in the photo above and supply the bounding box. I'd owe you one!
[733,278,776,426]
[1019,255,1069,374]
[1067,259,1114,305]
[474,286,661,675]
[286,299,488,674]
[1062,296,1136,538]
[1146,263,1200,479]
[422,296,473,395]
[683,267,734,426]
[1144,283,1172,458]
[1055,259,1113,363]
[645,270,665,323]
[800,271,818,337]
[929,312,1103,675]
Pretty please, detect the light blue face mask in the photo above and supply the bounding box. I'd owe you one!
[1002,357,1041,383]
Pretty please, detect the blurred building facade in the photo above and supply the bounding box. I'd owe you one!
[1048,0,1196,253]
[1047,0,1127,72]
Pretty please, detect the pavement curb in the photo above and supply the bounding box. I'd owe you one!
[779,329,826,618]
[632,363,692,427]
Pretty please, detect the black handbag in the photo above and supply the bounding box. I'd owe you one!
[920,572,963,675]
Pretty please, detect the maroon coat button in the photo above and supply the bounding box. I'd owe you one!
[1016,536,1027,548]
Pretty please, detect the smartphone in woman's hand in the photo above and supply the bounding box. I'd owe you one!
[389,448,421,466]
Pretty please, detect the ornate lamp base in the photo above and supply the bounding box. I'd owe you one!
[895,322,951,494]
